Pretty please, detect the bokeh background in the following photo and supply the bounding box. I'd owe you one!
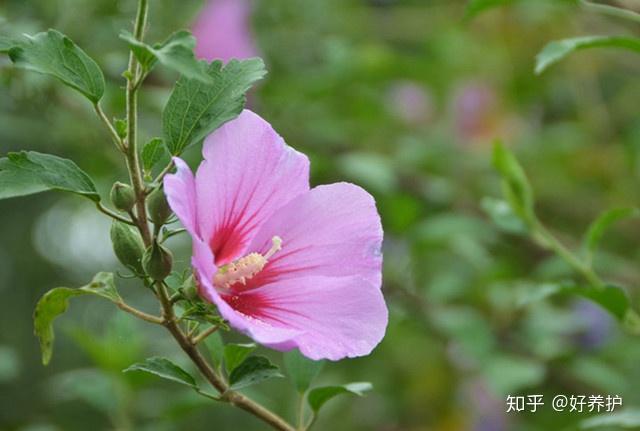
[2,0,640,430]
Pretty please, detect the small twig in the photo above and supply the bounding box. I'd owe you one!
[191,325,220,345]
[152,160,176,186]
[115,300,163,324]
[96,202,136,225]
[162,228,186,242]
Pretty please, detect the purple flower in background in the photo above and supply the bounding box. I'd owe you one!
[453,81,498,141]
[573,299,614,350]
[164,110,387,360]
[192,0,259,62]
[386,81,434,125]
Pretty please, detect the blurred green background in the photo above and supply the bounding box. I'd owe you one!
[2,0,640,430]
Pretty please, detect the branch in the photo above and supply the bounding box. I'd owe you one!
[581,0,640,24]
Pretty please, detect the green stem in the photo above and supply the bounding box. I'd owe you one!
[125,0,151,246]
[532,220,605,289]
[296,393,306,430]
[94,103,124,151]
[96,202,136,225]
[580,0,640,24]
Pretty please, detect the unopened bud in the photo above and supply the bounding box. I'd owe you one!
[110,182,135,212]
[110,221,145,274]
[147,187,172,225]
[143,241,173,281]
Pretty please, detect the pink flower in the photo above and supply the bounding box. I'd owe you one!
[192,0,259,63]
[164,110,387,360]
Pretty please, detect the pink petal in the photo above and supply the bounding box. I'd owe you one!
[222,275,388,360]
[192,0,259,62]
[244,183,383,289]
[195,110,310,266]
[164,157,198,236]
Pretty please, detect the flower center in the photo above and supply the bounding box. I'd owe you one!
[213,236,282,289]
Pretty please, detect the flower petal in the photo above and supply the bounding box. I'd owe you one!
[221,275,388,360]
[245,183,383,289]
[164,157,198,236]
[195,110,310,265]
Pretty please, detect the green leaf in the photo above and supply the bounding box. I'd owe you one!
[6,29,105,102]
[162,58,267,154]
[307,382,373,413]
[203,331,224,370]
[465,0,515,20]
[283,350,324,393]
[580,409,640,429]
[566,285,630,321]
[481,197,528,234]
[492,141,534,223]
[535,36,640,75]
[123,356,197,388]
[0,36,14,53]
[583,207,639,263]
[141,138,169,175]
[224,343,256,374]
[120,30,211,83]
[33,272,120,365]
[0,151,100,201]
[228,355,283,390]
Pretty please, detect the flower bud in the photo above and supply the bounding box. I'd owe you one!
[110,221,145,274]
[110,182,136,212]
[147,187,172,225]
[142,241,173,281]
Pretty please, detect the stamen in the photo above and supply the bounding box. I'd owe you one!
[213,236,283,289]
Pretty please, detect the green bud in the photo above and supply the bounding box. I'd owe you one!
[110,182,136,212]
[147,187,172,226]
[110,221,145,274]
[143,241,173,281]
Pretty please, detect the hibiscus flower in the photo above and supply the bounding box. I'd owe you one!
[164,110,387,360]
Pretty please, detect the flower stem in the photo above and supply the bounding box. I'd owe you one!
[125,0,151,246]
[115,300,163,324]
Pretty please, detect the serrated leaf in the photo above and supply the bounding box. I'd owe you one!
[535,36,640,75]
[224,343,256,374]
[492,141,534,223]
[0,151,100,201]
[6,29,104,102]
[162,58,267,154]
[228,355,283,390]
[124,356,197,388]
[120,30,211,83]
[283,350,324,393]
[141,138,169,174]
[583,207,639,264]
[465,0,515,20]
[307,382,373,413]
[203,331,224,370]
[33,272,120,365]
[481,197,528,234]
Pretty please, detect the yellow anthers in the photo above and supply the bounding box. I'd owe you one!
[214,236,282,289]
